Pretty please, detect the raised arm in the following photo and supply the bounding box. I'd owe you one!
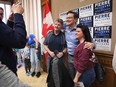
[0,3,27,48]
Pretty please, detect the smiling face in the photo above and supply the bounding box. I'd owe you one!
[76,27,84,40]
[54,18,63,32]
[66,13,76,26]
[54,21,62,31]
[76,24,92,42]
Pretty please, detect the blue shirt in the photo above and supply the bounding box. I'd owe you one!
[28,34,35,45]
[65,26,79,55]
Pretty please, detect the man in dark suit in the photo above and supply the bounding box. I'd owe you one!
[0,2,30,87]
[0,2,26,75]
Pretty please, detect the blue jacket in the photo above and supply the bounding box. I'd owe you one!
[0,13,27,74]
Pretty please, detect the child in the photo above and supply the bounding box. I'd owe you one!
[22,43,31,76]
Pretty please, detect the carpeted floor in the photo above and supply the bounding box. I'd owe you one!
[17,67,47,87]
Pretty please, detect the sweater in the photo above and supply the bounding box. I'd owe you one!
[74,42,93,73]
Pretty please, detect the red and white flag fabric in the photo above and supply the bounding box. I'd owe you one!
[42,0,54,37]
[42,1,54,61]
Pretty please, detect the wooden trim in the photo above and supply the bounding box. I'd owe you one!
[91,51,116,87]
[95,51,113,68]
[95,51,113,58]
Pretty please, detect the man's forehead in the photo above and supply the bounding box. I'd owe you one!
[67,13,74,17]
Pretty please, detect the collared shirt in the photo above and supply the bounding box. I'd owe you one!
[44,30,67,52]
[65,26,79,55]
[28,34,35,45]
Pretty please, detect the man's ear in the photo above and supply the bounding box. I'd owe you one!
[74,18,78,23]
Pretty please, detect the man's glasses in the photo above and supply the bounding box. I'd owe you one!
[0,13,3,16]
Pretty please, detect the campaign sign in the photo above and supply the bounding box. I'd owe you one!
[72,8,79,15]
[59,11,67,21]
[93,12,112,27]
[93,38,111,51]
[94,0,112,15]
[79,4,93,18]
[79,16,93,27]
[93,26,112,38]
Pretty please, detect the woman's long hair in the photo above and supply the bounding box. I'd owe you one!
[76,24,92,42]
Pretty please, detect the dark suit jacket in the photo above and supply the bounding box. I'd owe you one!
[47,58,74,87]
[0,13,27,74]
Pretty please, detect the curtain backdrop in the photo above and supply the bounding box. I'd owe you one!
[21,0,42,40]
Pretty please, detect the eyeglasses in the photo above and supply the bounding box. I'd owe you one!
[66,17,74,19]
[0,13,3,16]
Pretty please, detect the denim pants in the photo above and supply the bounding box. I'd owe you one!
[16,49,22,65]
[79,68,95,87]
[67,54,75,79]
[30,48,40,73]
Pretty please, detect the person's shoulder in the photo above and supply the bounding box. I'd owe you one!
[60,31,65,35]
[46,30,53,36]
[65,26,69,30]
[78,42,85,49]
[64,26,71,32]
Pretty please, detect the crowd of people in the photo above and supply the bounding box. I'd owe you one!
[0,2,41,87]
[16,34,41,77]
[0,2,95,86]
[43,11,95,87]
[1,1,115,87]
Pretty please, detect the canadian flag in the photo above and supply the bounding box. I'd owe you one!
[42,1,54,37]
[42,1,54,62]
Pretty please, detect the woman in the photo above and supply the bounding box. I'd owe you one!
[73,24,95,87]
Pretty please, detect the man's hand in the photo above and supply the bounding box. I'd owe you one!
[49,51,55,58]
[11,2,24,14]
[57,52,63,58]
[8,12,14,21]
[84,42,95,49]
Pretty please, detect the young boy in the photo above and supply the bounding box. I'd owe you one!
[22,43,31,76]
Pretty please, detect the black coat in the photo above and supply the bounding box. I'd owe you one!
[0,13,27,74]
[47,58,74,87]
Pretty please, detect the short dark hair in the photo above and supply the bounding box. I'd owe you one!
[55,18,63,25]
[76,24,92,42]
[67,11,79,19]
[0,7,4,11]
